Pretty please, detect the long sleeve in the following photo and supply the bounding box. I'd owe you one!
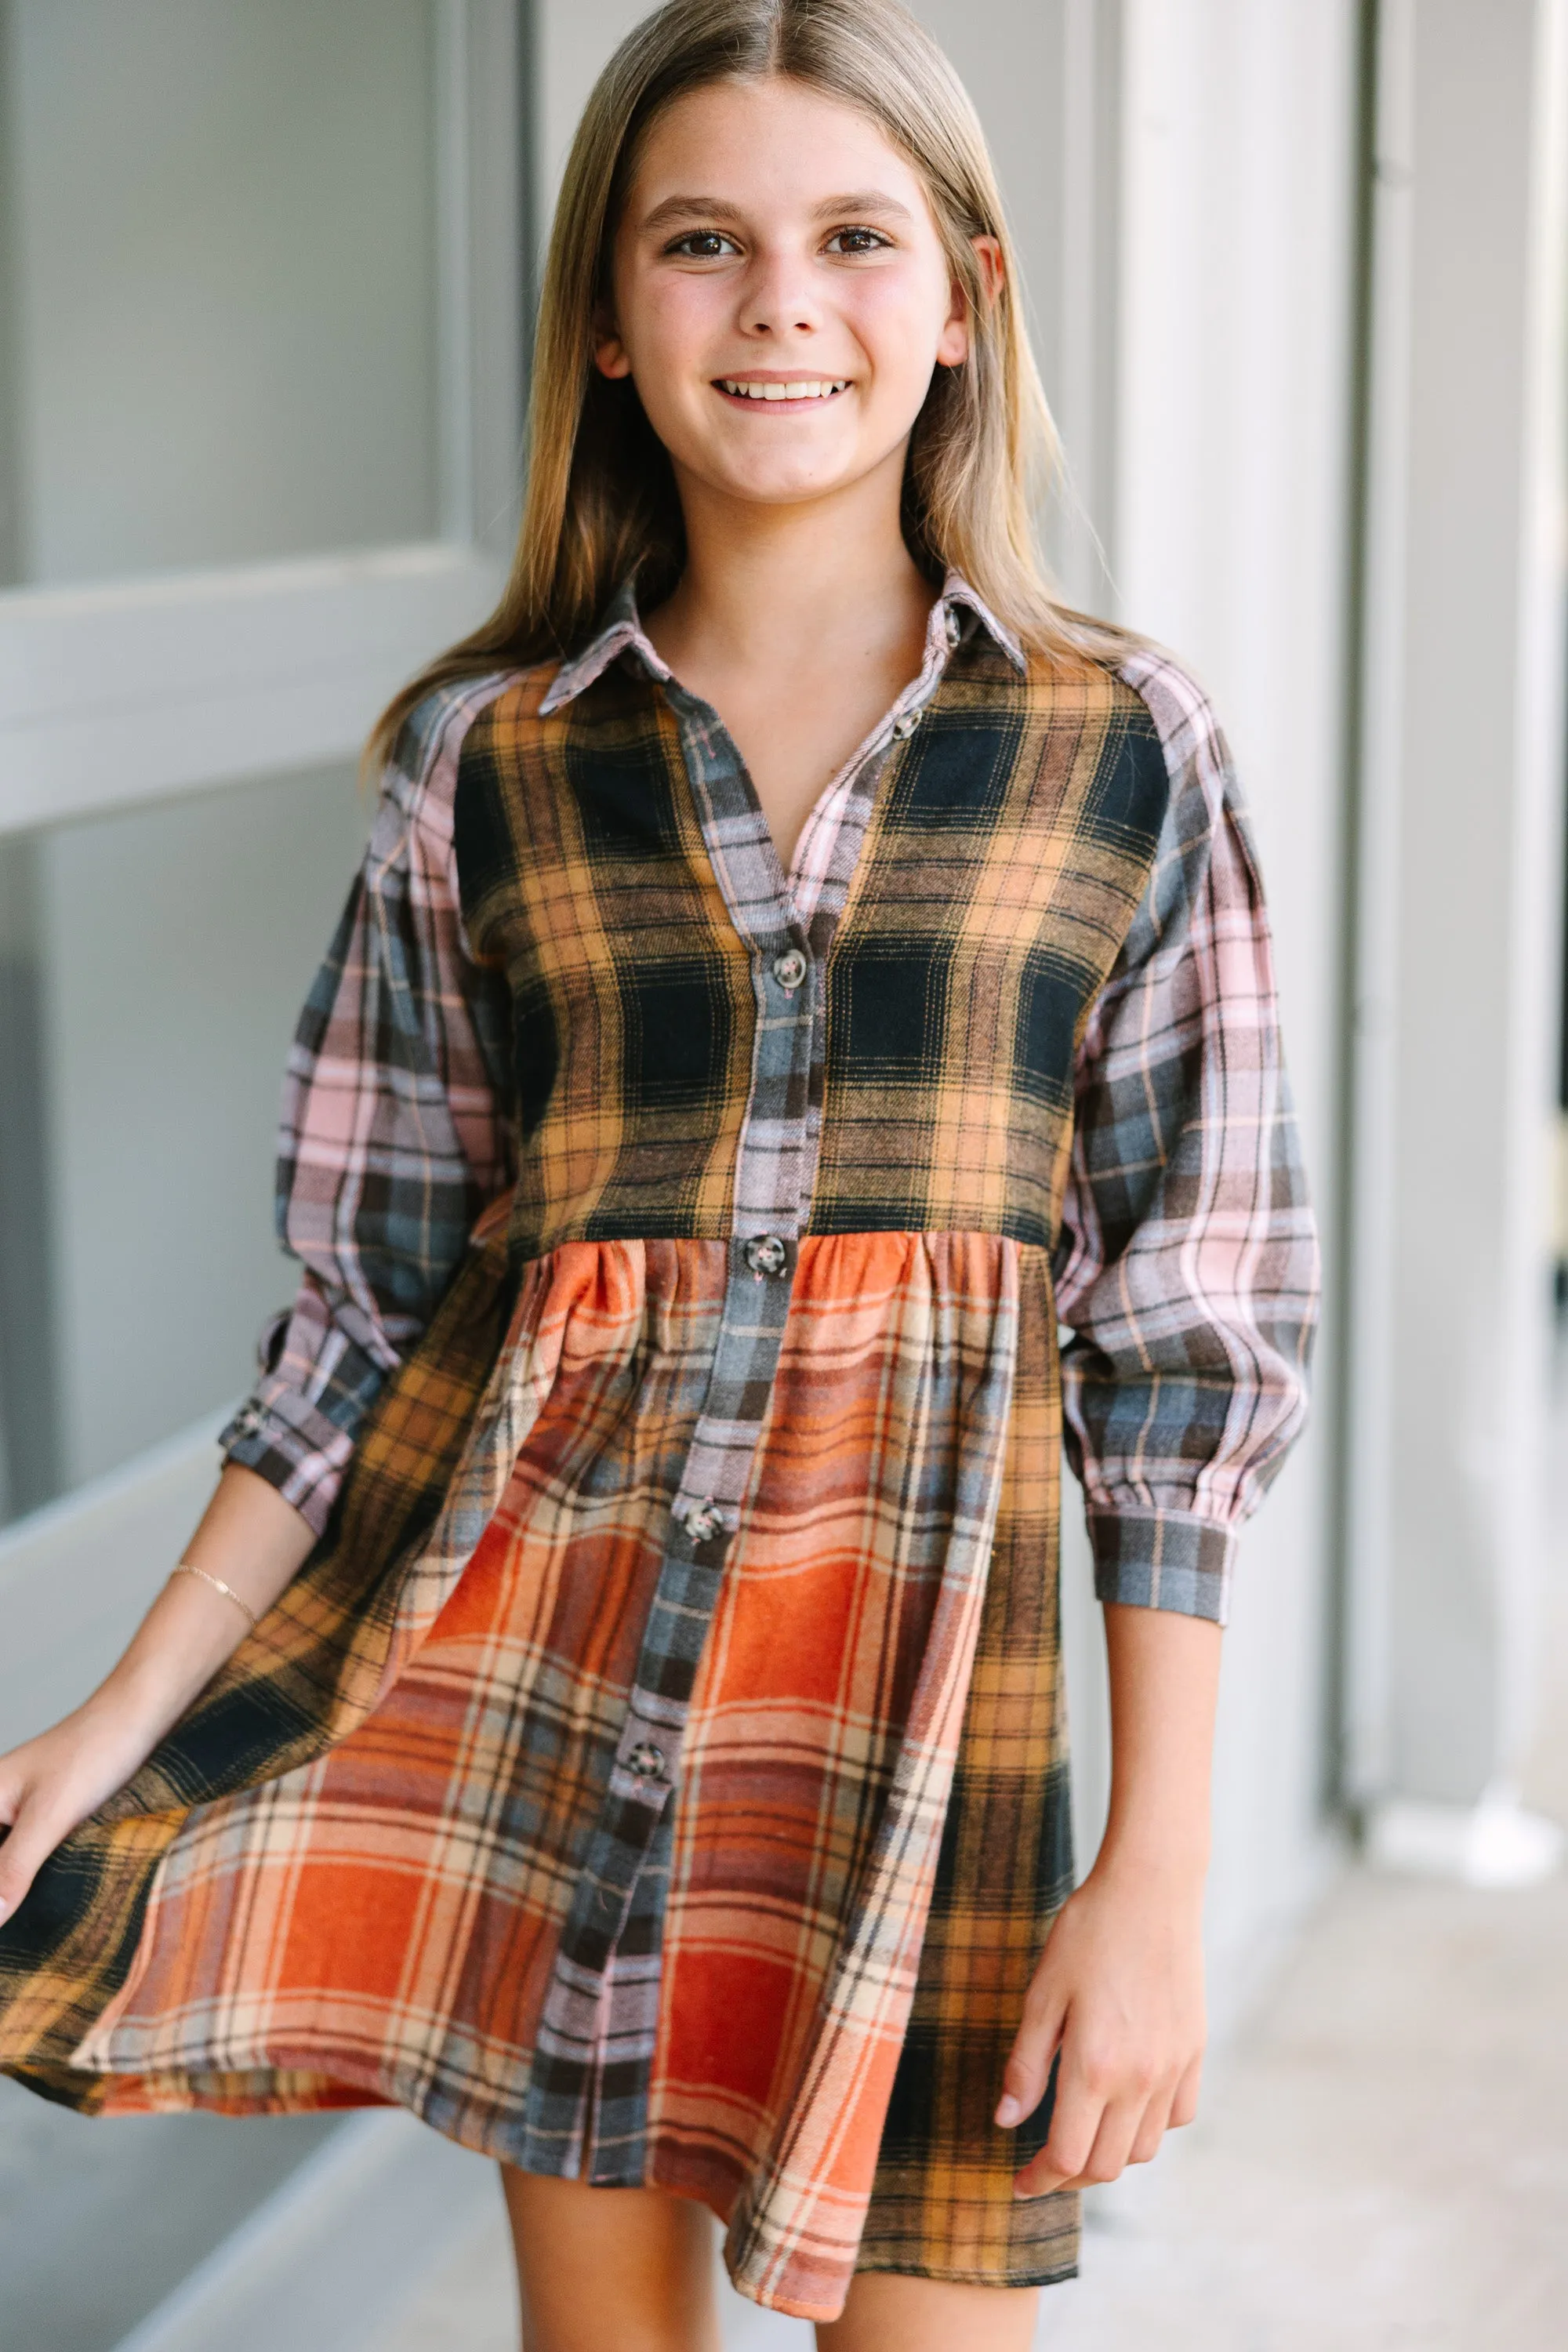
[220,680,517,1535]
[1052,650,1320,1625]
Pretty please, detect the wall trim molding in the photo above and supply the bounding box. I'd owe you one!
[0,543,503,837]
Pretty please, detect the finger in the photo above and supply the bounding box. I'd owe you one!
[0,1798,68,1927]
[0,1753,31,1828]
[1065,2091,1148,2188]
[1168,2051,1204,2130]
[1012,2047,1105,2195]
[1127,2080,1178,2166]
[995,1987,1067,2129]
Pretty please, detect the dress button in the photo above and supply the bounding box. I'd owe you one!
[771,948,808,992]
[744,1235,789,1278]
[891,712,919,739]
[683,1499,724,1543]
[626,1740,666,1781]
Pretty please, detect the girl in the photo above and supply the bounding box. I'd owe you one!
[0,4,1317,2346]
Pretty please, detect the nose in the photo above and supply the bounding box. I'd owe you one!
[738,245,822,339]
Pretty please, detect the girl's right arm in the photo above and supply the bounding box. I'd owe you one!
[0,1464,314,1926]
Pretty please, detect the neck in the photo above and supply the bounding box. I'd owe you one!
[648,448,935,678]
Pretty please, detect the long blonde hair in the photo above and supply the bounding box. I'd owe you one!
[372,0,1118,762]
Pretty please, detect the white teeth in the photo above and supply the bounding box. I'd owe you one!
[720,379,848,401]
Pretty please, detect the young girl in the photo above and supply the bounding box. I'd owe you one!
[0,4,1317,2346]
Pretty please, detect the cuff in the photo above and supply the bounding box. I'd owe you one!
[1087,1508,1238,1626]
[219,1392,358,1539]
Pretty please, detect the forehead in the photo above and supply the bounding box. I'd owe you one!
[626,75,937,223]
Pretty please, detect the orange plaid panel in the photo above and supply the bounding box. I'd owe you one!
[21,1236,1033,2316]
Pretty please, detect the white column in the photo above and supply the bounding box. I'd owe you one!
[1351,0,1568,1879]
[1114,0,1361,1989]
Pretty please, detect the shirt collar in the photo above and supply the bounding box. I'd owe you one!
[539,568,1025,717]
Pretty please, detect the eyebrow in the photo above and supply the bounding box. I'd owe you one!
[638,190,918,233]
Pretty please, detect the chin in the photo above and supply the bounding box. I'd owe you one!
[713,453,858,503]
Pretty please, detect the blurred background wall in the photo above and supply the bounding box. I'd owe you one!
[0,2,1563,2345]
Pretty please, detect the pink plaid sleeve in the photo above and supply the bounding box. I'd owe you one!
[1053,651,1320,1624]
[220,677,518,1534]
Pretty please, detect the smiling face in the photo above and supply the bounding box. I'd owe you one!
[596,75,988,517]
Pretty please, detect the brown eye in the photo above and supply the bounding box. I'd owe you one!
[825,227,890,256]
[669,230,738,260]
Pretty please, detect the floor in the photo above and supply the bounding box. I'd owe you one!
[372,1584,1568,2352]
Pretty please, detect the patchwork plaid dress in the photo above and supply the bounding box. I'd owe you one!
[0,579,1317,2320]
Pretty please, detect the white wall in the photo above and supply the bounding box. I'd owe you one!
[0,9,527,2336]
[1,0,441,587]
[0,833,49,1515]
[535,0,652,209]
[38,768,371,1491]
[0,0,448,1509]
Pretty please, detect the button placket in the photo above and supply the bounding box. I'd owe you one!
[528,673,853,2183]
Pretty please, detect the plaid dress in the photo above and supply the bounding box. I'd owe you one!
[0,580,1317,2320]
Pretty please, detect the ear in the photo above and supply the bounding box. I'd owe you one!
[935,234,1004,368]
[593,305,634,381]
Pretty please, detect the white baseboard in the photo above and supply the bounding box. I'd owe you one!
[1366,1784,1565,1888]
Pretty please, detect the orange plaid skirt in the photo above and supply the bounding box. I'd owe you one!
[0,1225,1076,2317]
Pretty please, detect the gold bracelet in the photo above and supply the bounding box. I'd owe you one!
[169,1561,260,1633]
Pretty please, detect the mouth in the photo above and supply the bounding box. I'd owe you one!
[713,377,851,406]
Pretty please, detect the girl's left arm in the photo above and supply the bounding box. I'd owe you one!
[998,657,1321,2193]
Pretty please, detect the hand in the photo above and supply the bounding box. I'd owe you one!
[0,1463,317,1929]
[994,1856,1207,2196]
[0,1697,168,1928]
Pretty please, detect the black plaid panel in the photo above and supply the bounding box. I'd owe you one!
[880,708,1025,832]
[811,662,1171,1244]
[463,648,1173,1262]
[1012,950,1083,1112]
[615,957,734,1109]
[461,678,759,1254]
[571,735,686,862]
[833,937,954,1076]
[510,971,561,1142]
[452,722,525,917]
[1080,706,1171,853]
